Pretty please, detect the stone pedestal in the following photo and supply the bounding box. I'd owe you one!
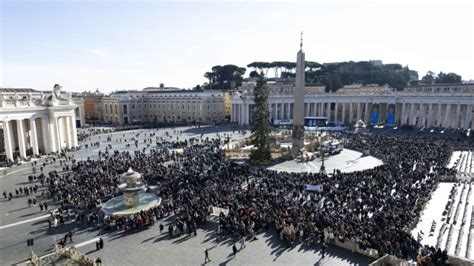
[124,190,140,208]
[291,125,305,156]
[121,168,142,208]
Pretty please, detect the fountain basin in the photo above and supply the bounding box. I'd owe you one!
[101,192,161,216]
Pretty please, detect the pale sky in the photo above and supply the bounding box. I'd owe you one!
[1,0,473,93]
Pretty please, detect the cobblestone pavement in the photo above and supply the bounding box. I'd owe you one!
[0,125,373,265]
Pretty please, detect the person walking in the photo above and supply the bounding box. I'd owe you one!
[240,235,246,250]
[159,223,164,234]
[321,241,328,259]
[204,248,211,263]
[99,237,104,249]
[68,231,73,243]
[232,244,237,258]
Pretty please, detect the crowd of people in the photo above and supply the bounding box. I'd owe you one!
[36,128,470,262]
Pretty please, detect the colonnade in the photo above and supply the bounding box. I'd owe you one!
[232,100,473,129]
[1,115,78,161]
[398,102,472,129]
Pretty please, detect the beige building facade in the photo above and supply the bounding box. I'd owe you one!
[101,88,226,125]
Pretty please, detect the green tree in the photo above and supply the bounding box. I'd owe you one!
[436,72,462,83]
[421,71,436,84]
[249,74,271,165]
[204,65,246,90]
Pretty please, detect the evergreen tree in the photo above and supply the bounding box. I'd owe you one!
[249,74,271,164]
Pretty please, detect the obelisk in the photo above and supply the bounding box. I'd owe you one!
[291,32,305,157]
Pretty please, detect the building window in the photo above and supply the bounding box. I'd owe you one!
[123,105,128,114]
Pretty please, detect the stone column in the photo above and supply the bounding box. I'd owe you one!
[356,102,361,121]
[409,103,415,126]
[240,104,244,124]
[288,103,295,119]
[349,102,353,123]
[463,105,470,129]
[326,102,331,121]
[311,103,315,116]
[459,104,467,129]
[232,103,237,123]
[272,104,277,120]
[319,102,324,117]
[456,104,461,129]
[3,121,13,160]
[401,103,406,125]
[42,118,52,153]
[427,104,433,128]
[334,102,339,124]
[53,117,61,151]
[65,116,72,149]
[436,103,442,127]
[70,115,78,147]
[235,104,239,124]
[29,119,39,155]
[280,103,284,119]
[418,104,425,128]
[466,105,472,129]
[364,102,369,124]
[276,103,281,119]
[16,119,27,158]
[242,104,247,125]
[287,103,291,119]
[444,104,451,128]
[342,102,346,124]
[234,104,238,122]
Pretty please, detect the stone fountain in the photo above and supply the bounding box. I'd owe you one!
[101,168,161,216]
[122,168,143,208]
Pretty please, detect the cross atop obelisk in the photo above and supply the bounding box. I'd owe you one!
[300,31,303,50]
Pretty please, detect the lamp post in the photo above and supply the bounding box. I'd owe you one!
[320,146,326,175]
